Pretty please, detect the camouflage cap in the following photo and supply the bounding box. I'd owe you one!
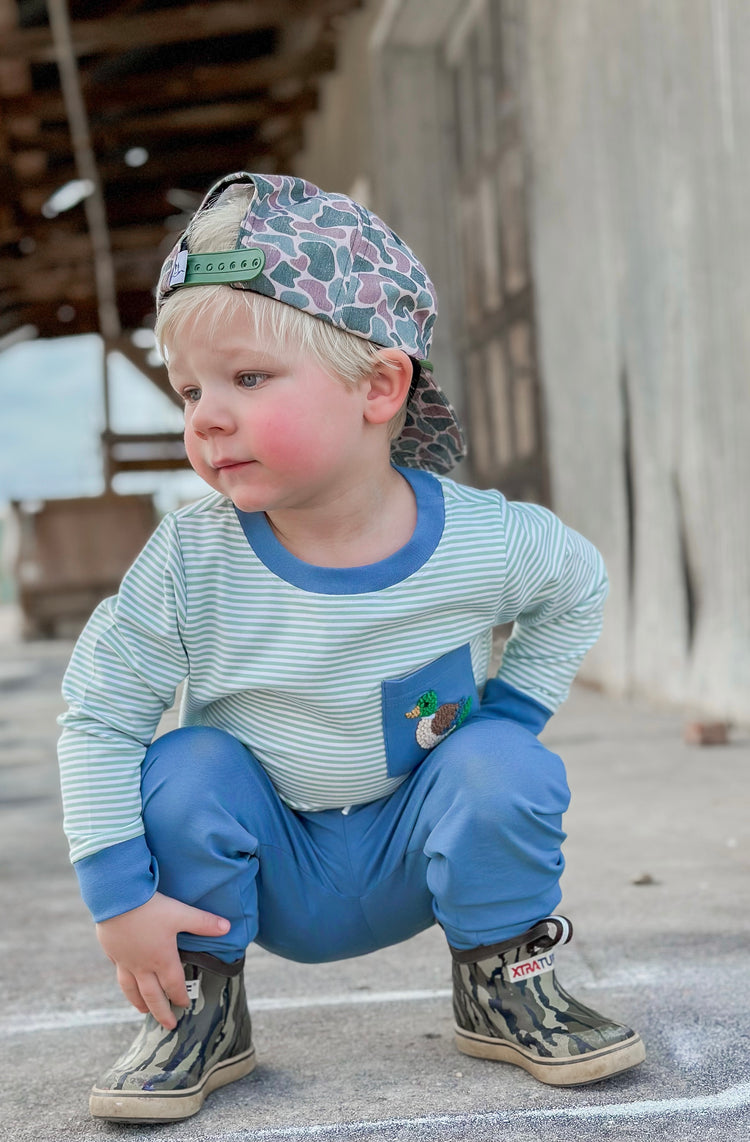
[156,172,466,475]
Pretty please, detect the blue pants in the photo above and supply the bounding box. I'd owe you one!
[141,718,570,964]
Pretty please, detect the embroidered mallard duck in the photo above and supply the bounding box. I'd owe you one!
[405,690,472,750]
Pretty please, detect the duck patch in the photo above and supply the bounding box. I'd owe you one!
[405,690,472,750]
[381,643,479,777]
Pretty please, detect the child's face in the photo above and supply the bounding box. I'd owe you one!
[166,301,372,515]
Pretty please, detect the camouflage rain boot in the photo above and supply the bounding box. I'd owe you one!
[90,951,255,1122]
[452,916,645,1086]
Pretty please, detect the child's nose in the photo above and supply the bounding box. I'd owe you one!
[190,392,234,435]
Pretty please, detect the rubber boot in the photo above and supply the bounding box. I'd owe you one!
[452,916,645,1086]
[90,951,255,1122]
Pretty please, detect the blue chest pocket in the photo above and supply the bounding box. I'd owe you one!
[381,643,479,777]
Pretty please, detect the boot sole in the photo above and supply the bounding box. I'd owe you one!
[89,1045,256,1122]
[455,1026,645,1086]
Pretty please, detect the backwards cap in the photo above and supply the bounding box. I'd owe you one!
[157,172,465,474]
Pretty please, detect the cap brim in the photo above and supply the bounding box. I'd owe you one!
[391,362,466,475]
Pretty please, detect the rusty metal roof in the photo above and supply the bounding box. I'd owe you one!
[0,0,361,349]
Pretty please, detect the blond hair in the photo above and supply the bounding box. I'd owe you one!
[155,188,408,440]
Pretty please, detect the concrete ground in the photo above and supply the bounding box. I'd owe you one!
[1,610,749,1141]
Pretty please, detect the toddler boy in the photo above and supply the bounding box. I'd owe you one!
[58,172,644,1122]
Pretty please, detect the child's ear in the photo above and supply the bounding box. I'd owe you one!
[362,349,412,426]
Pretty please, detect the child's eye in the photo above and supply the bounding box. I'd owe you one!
[181,387,201,404]
[238,372,269,390]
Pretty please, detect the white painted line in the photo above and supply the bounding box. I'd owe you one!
[524,1080,750,1118]
[0,987,452,1036]
[29,1080,750,1142]
[199,1081,750,1139]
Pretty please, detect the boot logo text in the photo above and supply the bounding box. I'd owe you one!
[506,952,555,982]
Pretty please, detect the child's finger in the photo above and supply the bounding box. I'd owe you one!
[173,901,231,939]
[159,963,190,1011]
[116,965,149,1015]
[136,971,178,1030]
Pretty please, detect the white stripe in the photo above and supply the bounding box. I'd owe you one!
[0,987,452,1036]
[84,1082,750,1141]
[236,1083,750,1136]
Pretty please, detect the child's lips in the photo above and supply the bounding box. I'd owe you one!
[214,458,255,471]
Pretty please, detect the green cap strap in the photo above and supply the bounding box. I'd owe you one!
[170,248,266,288]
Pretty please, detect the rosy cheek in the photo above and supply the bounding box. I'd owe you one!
[254,410,312,467]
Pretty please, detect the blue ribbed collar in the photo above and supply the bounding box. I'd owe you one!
[234,466,444,594]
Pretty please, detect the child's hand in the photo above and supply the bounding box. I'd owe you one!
[95,891,231,1030]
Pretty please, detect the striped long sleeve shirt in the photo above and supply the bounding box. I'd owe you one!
[58,466,607,919]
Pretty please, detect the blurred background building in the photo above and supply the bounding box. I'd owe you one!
[1,0,748,723]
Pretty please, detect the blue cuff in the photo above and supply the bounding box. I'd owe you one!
[479,678,553,735]
[74,835,159,922]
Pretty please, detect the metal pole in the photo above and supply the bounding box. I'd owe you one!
[45,0,120,489]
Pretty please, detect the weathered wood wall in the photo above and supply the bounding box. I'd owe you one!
[296,0,750,723]
[521,0,750,721]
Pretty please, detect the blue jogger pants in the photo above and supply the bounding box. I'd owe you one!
[140,716,570,963]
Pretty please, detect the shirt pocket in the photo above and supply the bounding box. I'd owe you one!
[381,643,479,777]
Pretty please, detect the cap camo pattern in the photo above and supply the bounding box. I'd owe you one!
[157,172,466,474]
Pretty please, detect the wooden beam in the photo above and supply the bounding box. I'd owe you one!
[5,43,337,122]
[4,265,113,302]
[102,431,190,475]
[1,293,155,340]
[110,89,317,137]
[11,89,316,153]
[6,224,162,262]
[0,0,360,62]
[14,124,302,224]
[0,0,31,96]
[12,138,282,192]
[4,255,158,299]
[109,455,191,473]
